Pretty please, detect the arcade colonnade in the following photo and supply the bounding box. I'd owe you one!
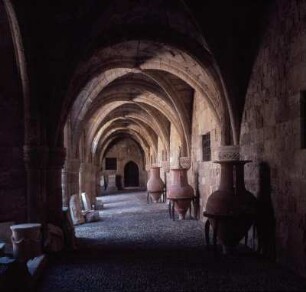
[1,0,306,278]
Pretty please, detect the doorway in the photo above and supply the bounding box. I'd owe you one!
[124,161,139,187]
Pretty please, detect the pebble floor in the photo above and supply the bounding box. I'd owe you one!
[39,191,306,292]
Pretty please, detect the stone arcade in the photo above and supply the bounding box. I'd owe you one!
[0,0,306,290]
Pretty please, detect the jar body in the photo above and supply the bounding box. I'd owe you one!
[168,168,194,219]
[147,167,164,202]
[206,161,257,248]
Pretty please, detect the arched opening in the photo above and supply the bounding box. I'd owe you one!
[124,161,139,187]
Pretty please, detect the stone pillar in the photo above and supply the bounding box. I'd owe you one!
[62,158,80,207]
[91,164,98,202]
[46,147,66,226]
[23,145,48,223]
[79,162,87,195]
[106,174,118,192]
[79,162,97,205]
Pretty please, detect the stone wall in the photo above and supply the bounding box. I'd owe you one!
[191,91,221,220]
[240,0,306,276]
[102,138,146,189]
[0,4,26,223]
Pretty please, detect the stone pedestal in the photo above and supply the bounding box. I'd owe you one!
[10,223,42,262]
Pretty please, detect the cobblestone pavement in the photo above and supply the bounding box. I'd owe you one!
[39,191,306,292]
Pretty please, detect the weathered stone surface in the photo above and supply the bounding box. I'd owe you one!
[69,195,85,225]
[240,0,306,277]
[102,138,147,189]
[84,211,100,223]
[81,192,91,211]
[190,91,221,219]
[1,0,306,281]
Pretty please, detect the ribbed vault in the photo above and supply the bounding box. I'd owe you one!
[65,39,231,170]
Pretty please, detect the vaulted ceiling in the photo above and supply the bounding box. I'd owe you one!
[9,0,270,163]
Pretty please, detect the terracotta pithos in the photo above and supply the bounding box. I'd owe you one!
[147,167,164,202]
[10,223,42,261]
[206,160,257,250]
[168,168,194,219]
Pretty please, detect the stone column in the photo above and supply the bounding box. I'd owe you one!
[46,147,66,226]
[62,158,80,207]
[23,145,48,223]
[79,162,97,206]
[91,164,99,203]
[79,162,86,195]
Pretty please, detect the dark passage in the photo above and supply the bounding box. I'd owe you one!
[124,161,139,187]
[39,192,306,292]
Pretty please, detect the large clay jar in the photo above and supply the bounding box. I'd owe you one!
[147,167,164,203]
[168,168,194,219]
[206,160,257,251]
[10,223,42,261]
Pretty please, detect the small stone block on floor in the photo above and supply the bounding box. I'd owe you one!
[84,211,100,223]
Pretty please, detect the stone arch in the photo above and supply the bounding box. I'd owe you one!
[60,40,235,150]
[97,131,151,168]
[92,115,168,157]
[3,0,30,143]
[86,99,172,156]
[70,58,222,136]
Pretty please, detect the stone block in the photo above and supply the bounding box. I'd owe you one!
[84,211,100,223]
[81,192,91,211]
[69,195,85,225]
